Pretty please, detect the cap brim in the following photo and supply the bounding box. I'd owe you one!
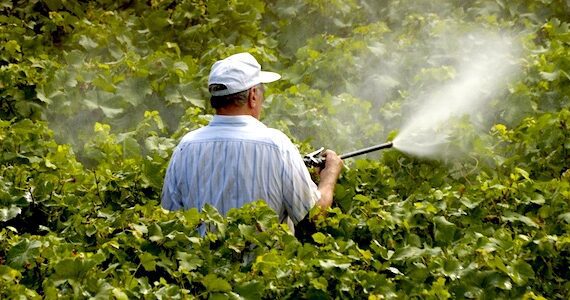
[259,71,281,83]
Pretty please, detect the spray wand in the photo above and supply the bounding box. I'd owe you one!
[303,141,394,168]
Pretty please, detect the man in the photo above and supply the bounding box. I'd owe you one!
[161,52,343,233]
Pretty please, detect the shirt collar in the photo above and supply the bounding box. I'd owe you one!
[209,115,266,128]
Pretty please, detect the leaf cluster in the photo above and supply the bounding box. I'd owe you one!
[1,0,570,299]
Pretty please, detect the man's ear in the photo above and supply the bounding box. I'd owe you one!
[247,86,258,108]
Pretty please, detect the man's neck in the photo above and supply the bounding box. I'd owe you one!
[216,108,258,119]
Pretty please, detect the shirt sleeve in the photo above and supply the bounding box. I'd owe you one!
[280,141,320,224]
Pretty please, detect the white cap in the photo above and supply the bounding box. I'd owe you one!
[208,52,281,96]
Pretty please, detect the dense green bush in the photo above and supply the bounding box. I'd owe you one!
[1,0,569,298]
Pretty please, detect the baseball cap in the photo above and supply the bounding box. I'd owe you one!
[208,52,281,96]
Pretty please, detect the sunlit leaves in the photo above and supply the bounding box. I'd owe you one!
[0,206,21,222]
[1,0,569,299]
[6,239,42,270]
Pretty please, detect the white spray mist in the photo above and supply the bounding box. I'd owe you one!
[392,31,521,159]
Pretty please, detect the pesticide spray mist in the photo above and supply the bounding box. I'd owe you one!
[392,31,521,159]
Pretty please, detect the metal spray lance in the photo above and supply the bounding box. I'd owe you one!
[303,141,394,168]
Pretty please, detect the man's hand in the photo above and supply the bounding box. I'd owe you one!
[316,149,343,210]
[318,150,343,178]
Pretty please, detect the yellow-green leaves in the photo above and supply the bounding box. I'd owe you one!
[1,0,570,299]
[202,274,232,293]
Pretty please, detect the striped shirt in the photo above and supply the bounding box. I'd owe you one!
[161,115,320,231]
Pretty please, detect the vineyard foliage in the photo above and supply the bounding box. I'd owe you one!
[1,0,569,299]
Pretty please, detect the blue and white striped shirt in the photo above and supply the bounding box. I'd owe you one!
[161,115,320,230]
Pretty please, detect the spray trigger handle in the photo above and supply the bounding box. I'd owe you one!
[303,147,325,168]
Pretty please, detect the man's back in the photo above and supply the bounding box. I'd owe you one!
[161,115,319,226]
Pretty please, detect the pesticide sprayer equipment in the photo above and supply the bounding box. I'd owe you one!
[303,141,394,168]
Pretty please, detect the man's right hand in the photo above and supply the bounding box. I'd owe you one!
[318,149,343,178]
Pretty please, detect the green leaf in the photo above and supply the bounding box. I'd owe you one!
[310,277,328,291]
[391,246,442,262]
[119,135,141,158]
[148,223,164,242]
[318,259,351,270]
[0,1,13,10]
[4,40,21,55]
[501,212,540,228]
[7,239,42,270]
[514,167,532,181]
[460,197,481,209]
[0,205,22,222]
[0,265,21,281]
[185,97,206,108]
[139,252,156,271]
[507,260,535,285]
[84,99,123,118]
[52,253,105,281]
[367,41,386,56]
[117,78,152,106]
[173,61,188,72]
[78,35,98,50]
[112,288,129,300]
[238,224,257,240]
[487,272,513,290]
[540,71,559,81]
[53,258,86,279]
[177,251,202,272]
[558,212,570,223]
[235,281,264,300]
[64,49,86,67]
[312,232,327,244]
[202,274,232,292]
[183,208,201,226]
[92,75,117,93]
[434,216,457,244]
